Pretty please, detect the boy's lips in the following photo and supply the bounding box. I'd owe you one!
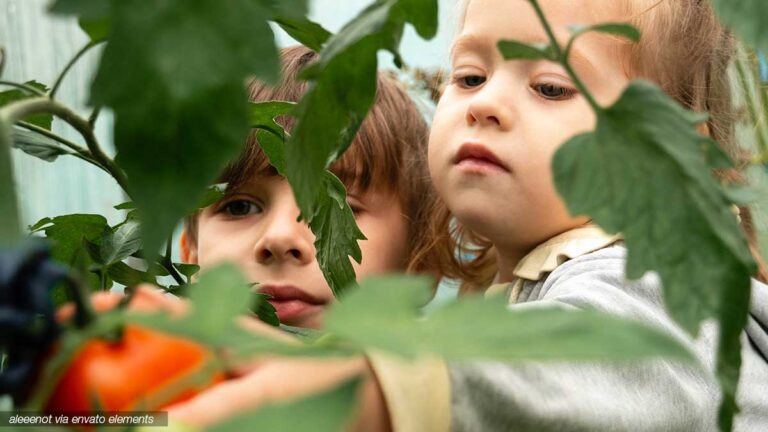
[258,284,326,322]
[453,142,510,173]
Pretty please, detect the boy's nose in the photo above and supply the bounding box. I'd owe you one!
[253,216,314,266]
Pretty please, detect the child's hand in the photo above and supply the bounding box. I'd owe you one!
[164,318,390,431]
[55,284,188,322]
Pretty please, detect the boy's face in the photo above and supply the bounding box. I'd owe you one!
[184,175,408,328]
[428,0,632,271]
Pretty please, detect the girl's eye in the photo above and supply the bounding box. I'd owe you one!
[221,200,262,217]
[456,75,486,88]
[347,201,363,215]
[532,83,577,100]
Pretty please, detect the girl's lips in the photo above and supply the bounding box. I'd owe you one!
[453,142,510,173]
[258,284,326,322]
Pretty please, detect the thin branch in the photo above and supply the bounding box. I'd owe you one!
[0,97,131,196]
[0,46,5,77]
[0,80,47,97]
[88,105,102,129]
[163,235,186,286]
[50,40,106,100]
[528,0,601,112]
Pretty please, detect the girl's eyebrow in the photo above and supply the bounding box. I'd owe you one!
[452,32,598,77]
[450,34,495,61]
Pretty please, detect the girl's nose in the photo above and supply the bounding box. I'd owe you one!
[466,80,513,130]
[253,211,314,266]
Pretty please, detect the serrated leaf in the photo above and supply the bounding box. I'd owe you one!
[256,129,286,175]
[552,80,755,430]
[12,128,72,162]
[0,82,52,130]
[309,173,365,297]
[54,0,283,259]
[324,275,695,363]
[28,217,53,233]
[709,0,768,52]
[497,40,552,60]
[42,214,110,267]
[214,378,359,432]
[569,23,640,43]
[88,220,142,266]
[249,101,295,138]
[272,15,332,52]
[286,0,438,214]
[251,292,280,327]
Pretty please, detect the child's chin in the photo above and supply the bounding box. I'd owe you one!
[282,312,324,330]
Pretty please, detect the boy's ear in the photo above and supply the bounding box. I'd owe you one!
[179,231,198,264]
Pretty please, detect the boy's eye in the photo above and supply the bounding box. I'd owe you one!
[457,75,486,88]
[221,200,262,217]
[532,83,576,100]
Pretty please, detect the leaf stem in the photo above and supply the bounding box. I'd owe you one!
[528,0,601,112]
[0,80,47,97]
[50,40,106,100]
[0,114,21,241]
[88,105,102,129]
[15,120,109,171]
[163,235,186,286]
[0,97,131,196]
[63,271,97,328]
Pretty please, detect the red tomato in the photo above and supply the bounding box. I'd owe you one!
[45,324,224,412]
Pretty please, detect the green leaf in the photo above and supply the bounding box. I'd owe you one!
[106,261,157,287]
[12,128,73,162]
[0,82,52,130]
[309,173,366,297]
[113,201,135,210]
[552,80,755,430]
[324,275,695,363]
[56,0,284,258]
[251,292,280,327]
[174,263,200,280]
[568,23,640,43]
[183,263,253,341]
[86,220,142,266]
[709,0,768,52]
[249,101,295,138]
[286,0,438,215]
[28,217,53,233]
[42,214,110,266]
[214,378,360,432]
[272,16,332,52]
[196,184,227,209]
[497,40,553,60]
[256,129,286,175]
[49,0,111,41]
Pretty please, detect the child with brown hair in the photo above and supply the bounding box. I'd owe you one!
[165,1,768,431]
[177,44,438,329]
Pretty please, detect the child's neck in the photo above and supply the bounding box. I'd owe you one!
[495,247,530,284]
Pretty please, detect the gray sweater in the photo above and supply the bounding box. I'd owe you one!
[450,246,768,431]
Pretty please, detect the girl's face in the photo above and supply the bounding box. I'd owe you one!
[429,0,633,275]
[185,175,408,328]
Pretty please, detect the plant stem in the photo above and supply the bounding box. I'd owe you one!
[0,97,131,196]
[15,120,110,171]
[0,46,5,77]
[528,0,601,112]
[88,105,102,129]
[163,235,186,286]
[64,271,97,329]
[0,80,48,97]
[0,111,21,241]
[50,40,106,100]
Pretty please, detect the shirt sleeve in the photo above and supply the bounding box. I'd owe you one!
[367,352,451,432]
[450,247,720,432]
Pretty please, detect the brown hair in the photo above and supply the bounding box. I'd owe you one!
[186,45,439,276]
[420,0,768,291]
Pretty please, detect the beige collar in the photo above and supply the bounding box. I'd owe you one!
[485,224,621,300]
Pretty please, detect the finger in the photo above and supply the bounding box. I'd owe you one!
[128,285,190,317]
[55,291,123,323]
